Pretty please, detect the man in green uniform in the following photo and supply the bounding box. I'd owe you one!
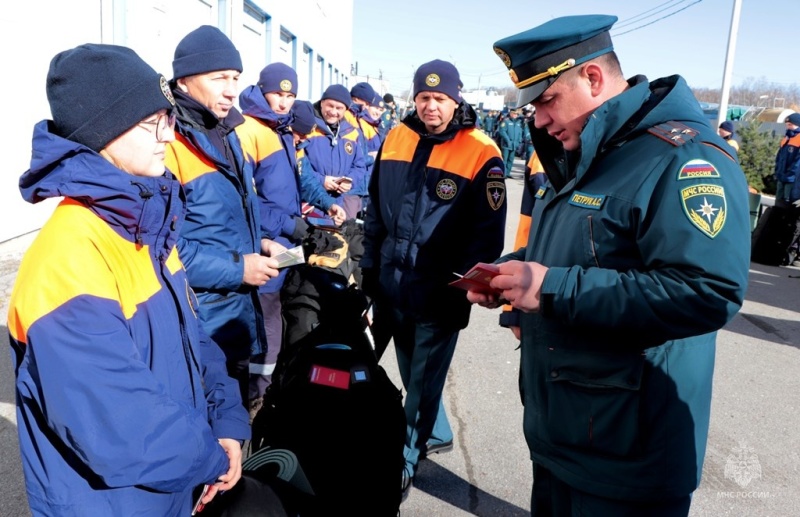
[468,15,750,516]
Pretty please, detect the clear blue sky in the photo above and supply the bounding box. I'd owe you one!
[352,0,797,95]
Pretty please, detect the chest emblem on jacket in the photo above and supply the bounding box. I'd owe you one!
[678,159,720,180]
[568,191,605,210]
[487,181,505,210]
[681,183,727,238]
[436,179,457,200]
[344,141,354,155]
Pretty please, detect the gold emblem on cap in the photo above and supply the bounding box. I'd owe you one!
[509,69,519,84]
[425,73,441,87]
[494,47,511,68]
[160,75,175,106]
[280,79,293,92]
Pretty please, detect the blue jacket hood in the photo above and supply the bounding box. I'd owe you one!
[20,120,181,248]
[239,85,293,130]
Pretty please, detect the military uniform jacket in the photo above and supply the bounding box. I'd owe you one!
[498,116,524,150]
[362,104,507,329]
[501,75,750,500]
[10,123,249,515]
[165,94,265,359]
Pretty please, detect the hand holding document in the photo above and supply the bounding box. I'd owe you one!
[448,262,501,294]
[273,245,305,268]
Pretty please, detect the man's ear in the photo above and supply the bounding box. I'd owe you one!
[176,77,189,93]
[583,63,604,97]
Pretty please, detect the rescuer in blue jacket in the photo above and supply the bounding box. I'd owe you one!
[470,15,750,515]
[10,43,249,517]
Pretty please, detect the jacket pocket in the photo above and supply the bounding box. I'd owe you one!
[544,347,644,458]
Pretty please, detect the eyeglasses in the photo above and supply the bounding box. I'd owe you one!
[138,112,177,141]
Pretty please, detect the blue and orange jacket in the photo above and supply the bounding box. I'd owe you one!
[296,140,340,211]
[305,103,368,196]
[361,103,507,329]
[499,151,547,327]
[9,122,250,516]
[165,92,265,359]
[345,104,383,172]
[775,127,800,187]
[237,85,302,293]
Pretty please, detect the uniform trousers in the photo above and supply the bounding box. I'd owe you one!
[502,147,516,176]
[385,307,458,475]
[531,463,692,517]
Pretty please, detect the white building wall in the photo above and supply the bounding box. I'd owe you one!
[0,0,353,242]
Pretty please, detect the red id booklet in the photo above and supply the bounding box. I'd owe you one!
[448,262,501,293]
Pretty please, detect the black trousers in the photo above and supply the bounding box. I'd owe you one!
[531,463,692,517]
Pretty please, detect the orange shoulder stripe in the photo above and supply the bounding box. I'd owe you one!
[165,134,218,185]
[8,200,167,342]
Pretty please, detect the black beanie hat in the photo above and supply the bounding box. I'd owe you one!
[350,82,376,103]
[258,62,298,96]
[413,59,462,102]
[383,93,394,104]
[46,43,175,152]
[291,100,317,135]
[172,25,243,79]
[321,84,352,107]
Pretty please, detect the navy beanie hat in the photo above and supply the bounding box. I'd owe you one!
[719,121,734,133]
[787,112,800,126]
[291,100,317,135]
[173,25,242,79]
[258,62,297,96]
[350,82,376,103]
[46,43,175,152]
[413,59,462,102]
[321,84,352,107]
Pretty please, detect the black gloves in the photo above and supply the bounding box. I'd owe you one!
[291,216,310,241]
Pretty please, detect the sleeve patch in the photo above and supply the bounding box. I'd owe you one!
[487,181,506,210]
[487,166,505,178]
[677,159,720,180]
[680,183,726,238]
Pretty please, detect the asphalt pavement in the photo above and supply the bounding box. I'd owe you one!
[1,158,798,516]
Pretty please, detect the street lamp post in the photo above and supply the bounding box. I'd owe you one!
[718,0,743,128]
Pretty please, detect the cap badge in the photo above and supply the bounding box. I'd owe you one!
[160,75,175,106]
[494,47,511,68]
[425,74,441,87]
[280,79,293,92]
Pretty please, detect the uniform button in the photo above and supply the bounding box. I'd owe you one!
[550,370,559,378]
[170,216,178,231]
[160,185,168,193]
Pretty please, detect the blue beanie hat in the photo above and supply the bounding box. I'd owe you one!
[787,112,800,126]
[46,43,175,152]
[291,100,317,135]
[350,82,376,103]
[172,25,242,79]
[719,121,734,133]
[258,62,297,96]
[321,84,351,107]
[413,59,462,102]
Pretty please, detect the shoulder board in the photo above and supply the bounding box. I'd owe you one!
[647,121,698,147]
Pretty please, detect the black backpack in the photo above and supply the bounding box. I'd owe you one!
[252,269,406,516]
